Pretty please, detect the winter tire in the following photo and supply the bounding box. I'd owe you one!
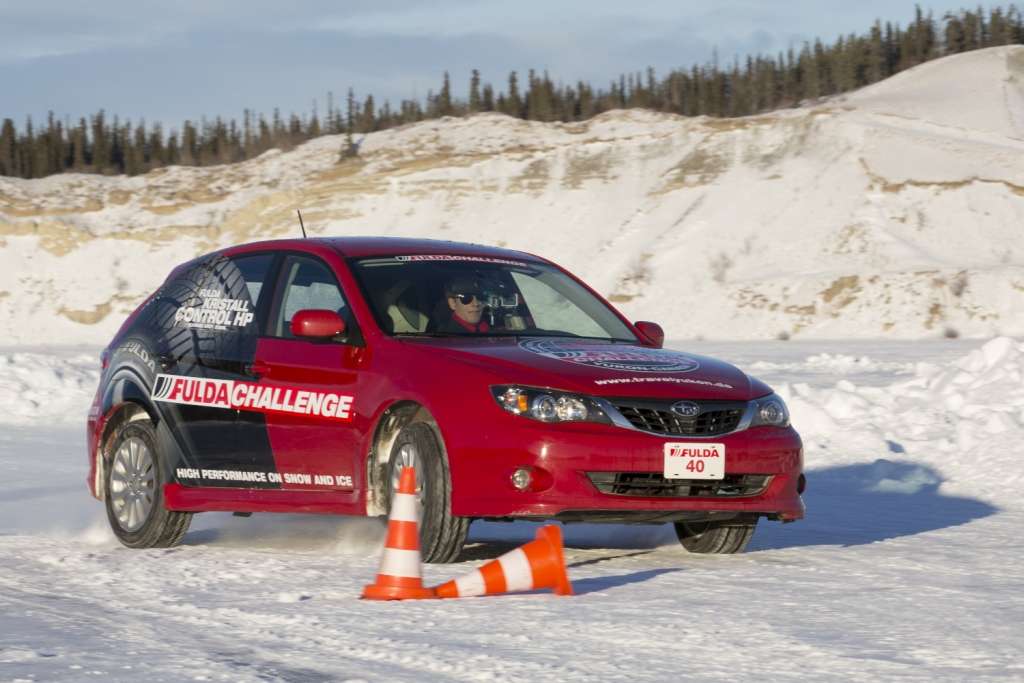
[105,420,192,548]
[386,422,469,563]
[674,518,757,554]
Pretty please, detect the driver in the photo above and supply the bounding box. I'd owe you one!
[440,277,491,333]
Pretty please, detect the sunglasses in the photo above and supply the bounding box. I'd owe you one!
[453,292,481,305]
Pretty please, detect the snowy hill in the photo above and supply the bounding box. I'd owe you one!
[1,46,1022,345]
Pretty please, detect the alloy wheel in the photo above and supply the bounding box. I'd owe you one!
[109,436,156,532]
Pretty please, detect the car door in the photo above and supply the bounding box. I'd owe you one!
[150,251,280,488]
[252,253,367,492]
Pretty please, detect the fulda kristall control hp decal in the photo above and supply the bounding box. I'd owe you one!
[152,374,355,421]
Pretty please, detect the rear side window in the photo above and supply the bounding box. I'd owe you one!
[272,255,350,338]
[142,251,277,368]
[232,253,276,310]
[160,252,274,336]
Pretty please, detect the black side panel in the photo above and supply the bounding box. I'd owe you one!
[127,253,279,488]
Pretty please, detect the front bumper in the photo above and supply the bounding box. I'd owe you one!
[447,421,804,522]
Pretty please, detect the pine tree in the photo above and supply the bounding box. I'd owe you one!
[0,118,16,176]
[506,71,522,117]
[469,69,481,112]
[359,94,375,133]
[439,71,453,116]
[148,122,165,166]
[482,83,495,111]
[339,88,357,160]
[70,118,87,170]
[182,120,198,166]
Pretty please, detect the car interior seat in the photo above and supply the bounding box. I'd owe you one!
[383,281,429,334]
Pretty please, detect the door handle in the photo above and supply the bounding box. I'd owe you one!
[245,361,272,378]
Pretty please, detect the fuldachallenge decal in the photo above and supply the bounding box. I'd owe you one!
[519,339,701,373]
[152,374,354,421]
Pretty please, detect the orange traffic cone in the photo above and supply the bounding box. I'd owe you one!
[433,525,573,599]
[362,466,436,600]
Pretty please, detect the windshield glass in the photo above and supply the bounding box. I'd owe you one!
[349,255,637,341]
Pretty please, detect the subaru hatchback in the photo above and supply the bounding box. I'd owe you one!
[87,237,804,562]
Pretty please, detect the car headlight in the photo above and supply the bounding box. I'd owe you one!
[491,386,612,424]
[750,393,790,428]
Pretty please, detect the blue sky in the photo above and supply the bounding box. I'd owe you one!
[0,1,989,129]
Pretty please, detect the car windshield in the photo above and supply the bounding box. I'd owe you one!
[349,255,637,341]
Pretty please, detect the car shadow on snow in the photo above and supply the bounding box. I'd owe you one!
[461,522,675,562]
[751,459,999,551]
[570,568,682,595]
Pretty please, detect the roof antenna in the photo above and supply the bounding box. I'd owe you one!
[296,209,308,239]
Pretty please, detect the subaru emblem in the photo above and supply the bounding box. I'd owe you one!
[671,401,701,417]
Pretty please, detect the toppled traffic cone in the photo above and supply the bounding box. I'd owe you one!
[433,524,573,599]
[362,466,436,600]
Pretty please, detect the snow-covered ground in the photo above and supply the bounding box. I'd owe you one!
[2,338,1022,682]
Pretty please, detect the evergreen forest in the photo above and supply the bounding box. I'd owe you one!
[1,5,1022,179]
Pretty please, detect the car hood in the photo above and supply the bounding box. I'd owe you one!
[403,336,769,401]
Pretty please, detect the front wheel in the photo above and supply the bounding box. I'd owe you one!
[386,423,469,563]
[104,419,192,548]
[674,518,757,554]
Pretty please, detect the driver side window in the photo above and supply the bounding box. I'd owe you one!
[272,255,350,338]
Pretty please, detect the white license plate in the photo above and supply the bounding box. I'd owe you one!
[663,442,726,480]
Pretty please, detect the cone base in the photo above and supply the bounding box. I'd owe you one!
[362,583,437,600]
[434,580,459,599]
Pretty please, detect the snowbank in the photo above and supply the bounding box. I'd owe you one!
[0,351,99,425]
[783,336,1024,503]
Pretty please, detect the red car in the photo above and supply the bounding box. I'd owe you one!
[87,237,804,562]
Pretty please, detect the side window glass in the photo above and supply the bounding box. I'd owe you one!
[164,253,272,336]
[274,256,349,338]
[231,253,275,309]
[151,252,274,369]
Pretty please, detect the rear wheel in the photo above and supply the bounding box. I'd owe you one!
[105,420,192,548]
[674,518,757,554]
[386,423,469,563]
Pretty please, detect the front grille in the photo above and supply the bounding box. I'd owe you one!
[611,399,745,436]
[587,471,771,498]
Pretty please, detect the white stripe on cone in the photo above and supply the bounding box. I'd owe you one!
[389,492,419,523]
[377,548,424,579]
[454,570,486,597]
[497,548,533,592]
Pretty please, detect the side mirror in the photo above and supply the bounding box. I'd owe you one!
[634,321,664,348]
[292,309,346,339]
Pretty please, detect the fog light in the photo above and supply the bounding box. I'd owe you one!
[511,467,532,491]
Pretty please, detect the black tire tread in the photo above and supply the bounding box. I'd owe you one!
[389,422,469,564]
[105,420,193,549]
[674,519,757,554]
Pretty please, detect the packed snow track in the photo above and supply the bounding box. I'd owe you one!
[1,339,1022,682]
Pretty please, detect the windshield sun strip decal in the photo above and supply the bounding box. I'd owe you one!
[393,254,531,267]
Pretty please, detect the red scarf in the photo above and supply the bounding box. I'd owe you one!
[453,313,490,333]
